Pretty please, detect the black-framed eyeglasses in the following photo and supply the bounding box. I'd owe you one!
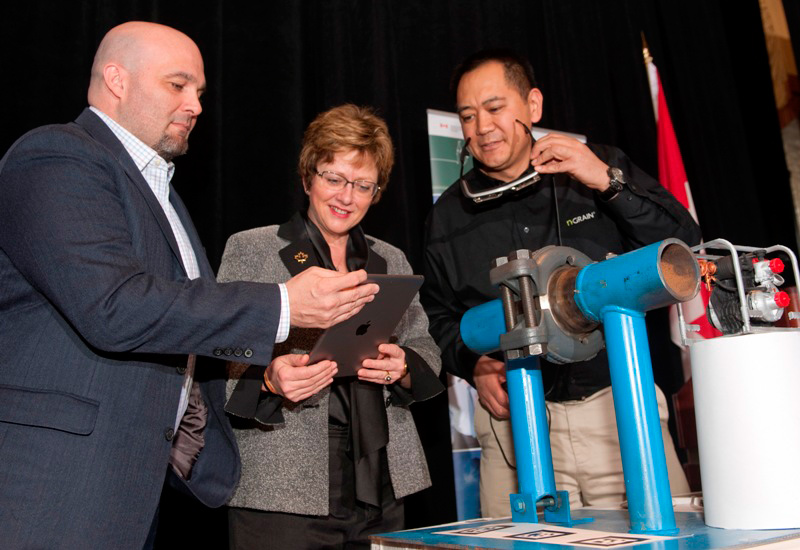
[459,120,541,203]
[316,171,380,198]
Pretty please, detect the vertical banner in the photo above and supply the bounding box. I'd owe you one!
[427,109,473,200]
[426,109,481,521]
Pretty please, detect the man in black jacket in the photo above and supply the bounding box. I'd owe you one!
[422,49,700,517]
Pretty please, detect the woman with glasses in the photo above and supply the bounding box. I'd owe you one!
[218,104,443,549]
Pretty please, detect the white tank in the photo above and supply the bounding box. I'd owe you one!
[690,330,800,529]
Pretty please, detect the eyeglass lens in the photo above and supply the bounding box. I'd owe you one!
[318,171,377,196]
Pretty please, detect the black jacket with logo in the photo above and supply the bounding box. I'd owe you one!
[422,143,702,401]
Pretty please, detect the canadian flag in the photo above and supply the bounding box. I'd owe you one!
[644,51,721,379]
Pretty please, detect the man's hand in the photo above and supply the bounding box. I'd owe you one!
[474,355,509,419]
[286,267,379,328]
[531,133,610,191]
[265,353,337,403]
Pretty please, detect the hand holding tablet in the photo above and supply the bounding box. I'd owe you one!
[307,274,423,377]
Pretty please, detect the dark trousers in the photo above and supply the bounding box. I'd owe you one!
[228,426,403,549]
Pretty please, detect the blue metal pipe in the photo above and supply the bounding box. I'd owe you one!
[575,239,698,322]
[506,355,556,522]
[462,301,557,522]
[602,307,679,535]
[460,298,504,355]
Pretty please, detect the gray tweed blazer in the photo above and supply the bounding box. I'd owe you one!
[217,218,442,516]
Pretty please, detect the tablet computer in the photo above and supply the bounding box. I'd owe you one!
[307,274,424,377]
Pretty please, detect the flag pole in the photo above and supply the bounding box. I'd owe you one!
[641,32,652,64]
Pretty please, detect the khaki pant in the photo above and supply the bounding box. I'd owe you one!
[474,386,690,518]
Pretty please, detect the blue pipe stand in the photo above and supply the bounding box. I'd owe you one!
[571,239,698,535]
[460,239,698,535]
[602,307,679,535]
[505,355,590,526]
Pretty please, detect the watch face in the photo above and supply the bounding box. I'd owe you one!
[608,167,625,191]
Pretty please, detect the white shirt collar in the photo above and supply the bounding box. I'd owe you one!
[89,106,175,181]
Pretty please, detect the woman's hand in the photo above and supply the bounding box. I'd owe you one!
[358,343,410,389]
[264,354,337,402]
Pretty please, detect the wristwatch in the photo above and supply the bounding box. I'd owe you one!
[598,166,626,201]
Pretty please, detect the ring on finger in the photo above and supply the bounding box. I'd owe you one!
[384,370,392,383]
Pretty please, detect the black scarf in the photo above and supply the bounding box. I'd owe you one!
[301,213,389,509]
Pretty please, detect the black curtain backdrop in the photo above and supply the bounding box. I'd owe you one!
[2,0,796,546]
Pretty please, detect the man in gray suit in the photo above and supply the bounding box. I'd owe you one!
[0,21,376,549]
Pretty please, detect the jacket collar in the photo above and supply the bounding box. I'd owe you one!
[277,212,386,277]
[75,108,211,278]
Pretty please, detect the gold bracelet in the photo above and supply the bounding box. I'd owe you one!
[264,371,278,394]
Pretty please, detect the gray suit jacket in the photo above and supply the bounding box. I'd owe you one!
[218,217,442,515]
[0,109,282,549]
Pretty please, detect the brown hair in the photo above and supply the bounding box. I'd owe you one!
[298,104,394,203]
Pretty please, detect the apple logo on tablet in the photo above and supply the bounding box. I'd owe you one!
[356,321,371,336]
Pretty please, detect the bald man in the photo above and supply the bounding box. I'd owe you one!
[0,22,376,549]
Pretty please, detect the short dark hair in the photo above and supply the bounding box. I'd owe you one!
[450,48,537,102]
